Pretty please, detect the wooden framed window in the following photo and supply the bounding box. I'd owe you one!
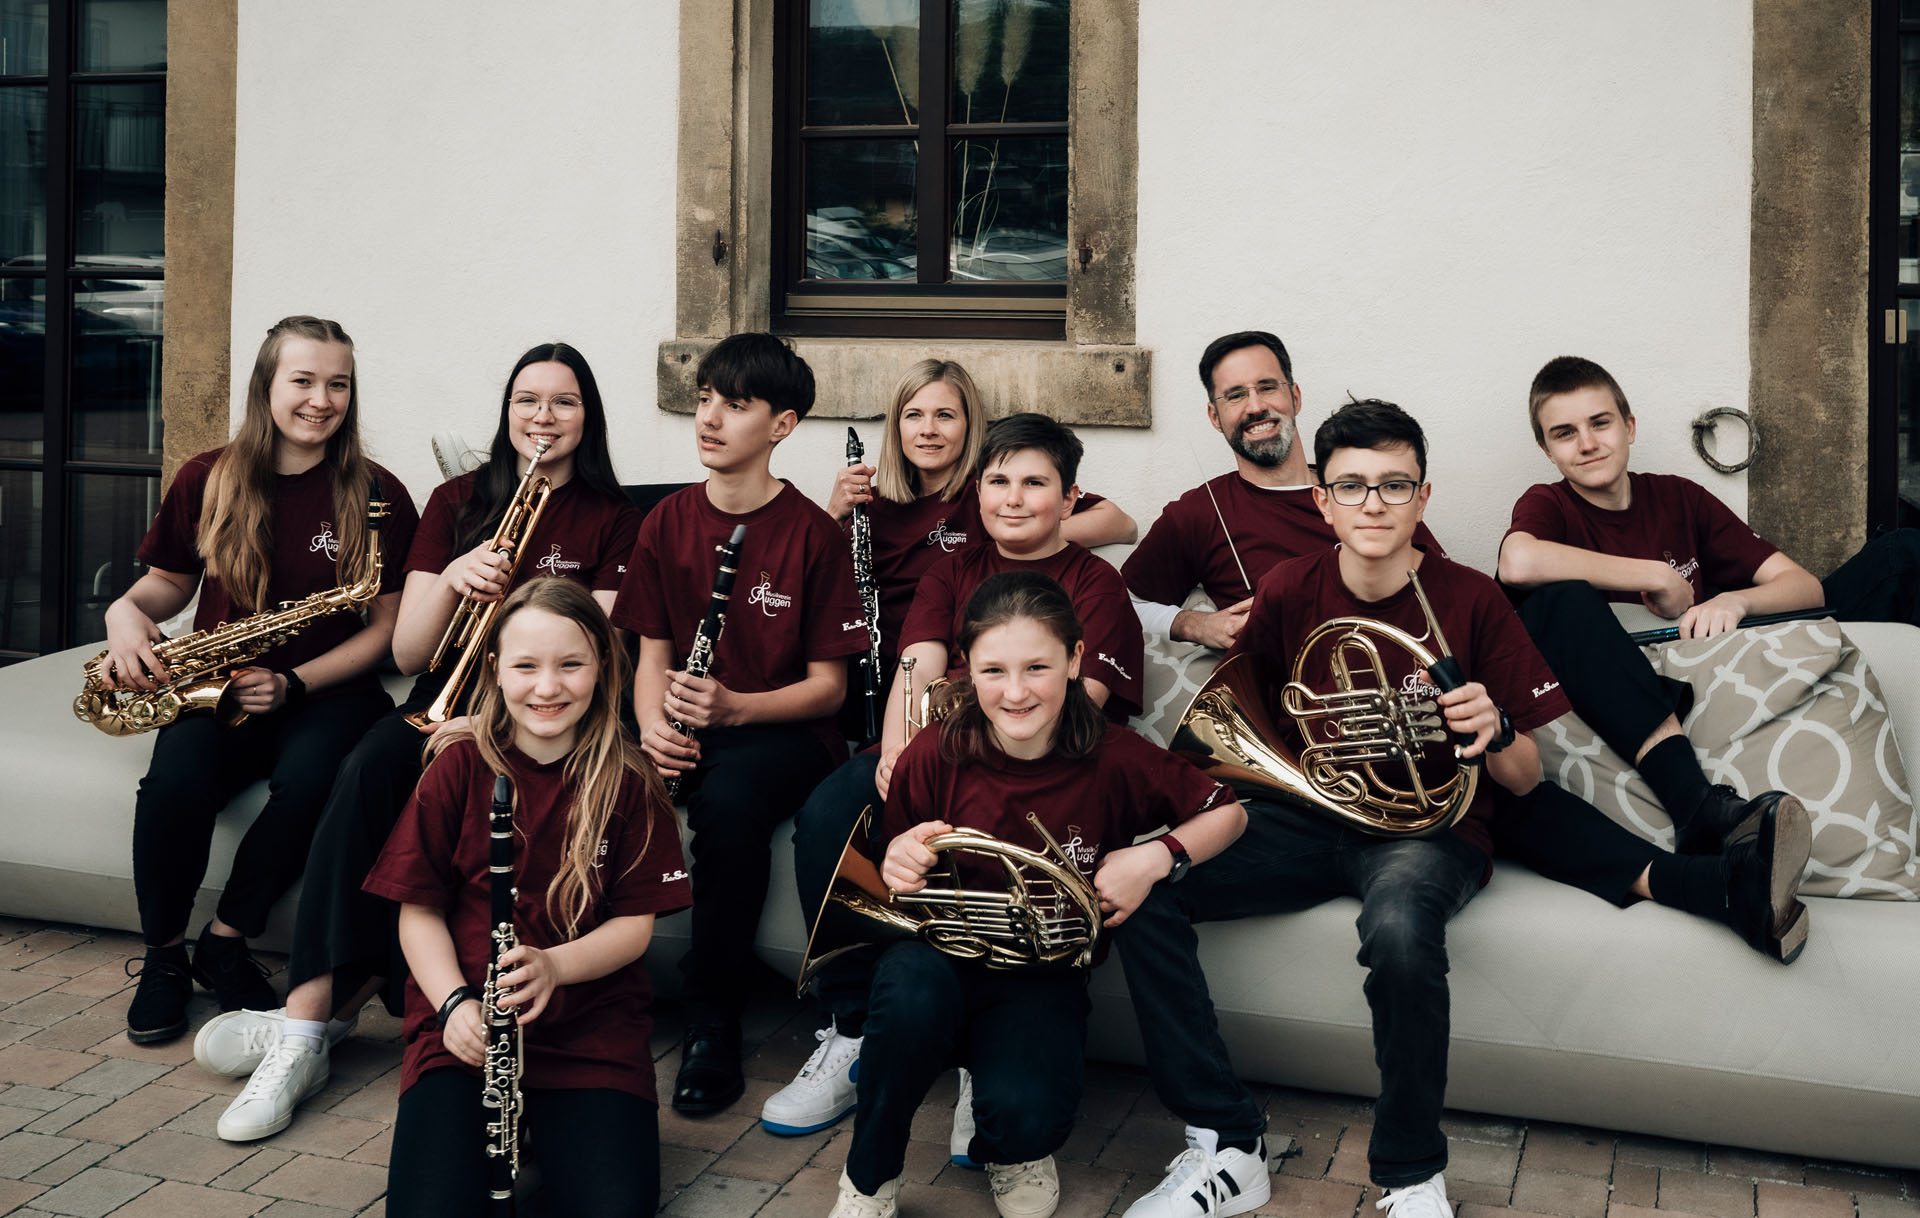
[771,0,1069,339]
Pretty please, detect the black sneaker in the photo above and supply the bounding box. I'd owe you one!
[126,946,194,1044]
[672,1021,745,1117]
[191,924,279,1013]
[1721,795,1813,963]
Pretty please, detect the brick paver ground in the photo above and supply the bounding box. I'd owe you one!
[0,917,1912,1217]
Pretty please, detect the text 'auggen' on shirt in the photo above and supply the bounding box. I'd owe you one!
[882,720,1229,963]
[896,541,1145,720]
[1123,471,1447,611]
[1228,549,1572,871]
[611,481,868,757]
[406,473,643,594]
[1503,472,1779,605]
[364,736,692,1102]
[136,448,420,689]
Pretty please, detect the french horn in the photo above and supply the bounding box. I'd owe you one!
[1171,569,1479,837]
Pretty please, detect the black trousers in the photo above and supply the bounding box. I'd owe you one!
[1823,527,1920,628]
[1489,780,1658,908]
[1515,581,1692,764]
[286,674,444,1012]
[846,942,1088,1195]
[679,724,840,1017]
[790,750,883,1033]
[388,1068,659,1218]
[1112,798,1482,1188]
[132,683,392,945]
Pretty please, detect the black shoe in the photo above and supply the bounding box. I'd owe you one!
[126,946,194,1044]
[673,1021,744,1117]
[191,923,278,1012]
[1721,794,1812,963]
[1678,784,1781,855]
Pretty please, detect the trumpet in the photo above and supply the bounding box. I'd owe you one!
[405,440,553,730]
[1172,567,1479,837]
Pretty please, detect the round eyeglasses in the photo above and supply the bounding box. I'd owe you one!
[1322,478,1423,507]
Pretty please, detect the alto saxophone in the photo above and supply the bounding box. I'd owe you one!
[73,487,393,737]
[482,774,523,1214]
[405,440,554,730]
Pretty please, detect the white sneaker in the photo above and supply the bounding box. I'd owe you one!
[950,1068,977,1166]
[986,1156,1059,1218]
[760,1022,861,1135]
[1121,1129,1271,1217]
[827,1168,899,1218]
[215,1036,330,1142]
[1375,1172,1453,1218]
[194,1007,357,1077]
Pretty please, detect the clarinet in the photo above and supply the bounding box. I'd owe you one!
[664,524,748,800]
[481,774,522,1214]
[846,427,882,744]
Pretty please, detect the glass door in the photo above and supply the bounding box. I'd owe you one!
[1872,1,1920,531]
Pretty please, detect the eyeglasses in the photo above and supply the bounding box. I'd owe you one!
[1211,379,1293,408]
[1322,478,1423,507]
[509,394,584,419]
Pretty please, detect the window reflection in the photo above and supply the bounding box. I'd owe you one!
[68,470,152,646]
[0,467,41,655]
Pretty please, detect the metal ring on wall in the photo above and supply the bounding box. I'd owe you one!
[1690,406,1756,474]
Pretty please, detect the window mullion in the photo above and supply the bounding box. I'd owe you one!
[915,0,947,285]
[40,0,73,656]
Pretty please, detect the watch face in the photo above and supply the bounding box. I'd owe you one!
[1169,855,1192,883]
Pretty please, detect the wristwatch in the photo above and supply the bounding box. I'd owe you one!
[279,668,308,705]
[1158,833,1192,884]
[1486,709,1516,754]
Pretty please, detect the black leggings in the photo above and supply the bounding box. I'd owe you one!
[132,684,392,945]
[388,1068,659,1218]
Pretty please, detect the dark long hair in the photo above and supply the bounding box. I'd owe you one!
[939,571,1104,765]
[454,342,626,552]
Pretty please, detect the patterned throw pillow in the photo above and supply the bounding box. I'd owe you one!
[1535,619,1919,899]
[1129,630,1223,749]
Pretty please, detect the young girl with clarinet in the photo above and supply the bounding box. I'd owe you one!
[364,578,689,1218]
[105,314,419,1045]
[198,342,639,1143]
[827,571,1245,1218]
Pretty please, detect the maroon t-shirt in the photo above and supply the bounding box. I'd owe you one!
[884,720,1229,962]
[363,737,691,1101]
[1229,550,1571,868]
[612,481,867,755]
[898,542,1144,719]
[136,448,419,685]
[864,483,1110,663]
[1504,472,1780,605]
[407,473,641,593]
[1124,471,1447,610]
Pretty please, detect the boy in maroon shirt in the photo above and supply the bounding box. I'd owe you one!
[1116,400,1811,1218]
[611,333,867,1117]
[769,413,1145,1144]
[1497,355,1838,864]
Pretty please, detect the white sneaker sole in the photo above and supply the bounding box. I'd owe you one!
[215,1060,329,1143]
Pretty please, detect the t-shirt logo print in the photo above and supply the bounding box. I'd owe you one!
[309,522,340,560]
[1663,550,1701,584]
[535,543,582,577]
[1058,824,1099,873]
[927,518,967,552]
[747,571,793,617]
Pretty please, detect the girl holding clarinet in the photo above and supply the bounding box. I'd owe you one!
[365,578,690,1218]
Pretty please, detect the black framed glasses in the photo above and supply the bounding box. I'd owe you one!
[1323,478,1423,506]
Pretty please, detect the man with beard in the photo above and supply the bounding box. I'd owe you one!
[1123,331,1444,646]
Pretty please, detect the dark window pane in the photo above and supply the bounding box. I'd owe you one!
[0,86,46,261]
[949,136,1065,281]
[0,1,47,75]
[0,467,41,652]
[70,281,160,462]
[950,0,1067,125]
[0,281,42,458]
[805,139,918,280]
[73,81,163,262]
[808,0,919,126]
[77,0,166,71]
[69,469,154,645]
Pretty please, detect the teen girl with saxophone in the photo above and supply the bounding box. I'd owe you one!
[106,316,420,1046]
[366,578,689,1218]
[197,343,640,1142]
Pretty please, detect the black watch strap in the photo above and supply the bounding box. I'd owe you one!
[1486,709,1516,754]
[280,669,307,704]
[435,985,476,1027]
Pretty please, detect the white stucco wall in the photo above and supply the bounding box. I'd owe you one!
[230,0,1752,581]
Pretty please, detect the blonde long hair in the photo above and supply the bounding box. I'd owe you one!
[197,316,373,612]
[873,359,984,504]
[434,578,656,940]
